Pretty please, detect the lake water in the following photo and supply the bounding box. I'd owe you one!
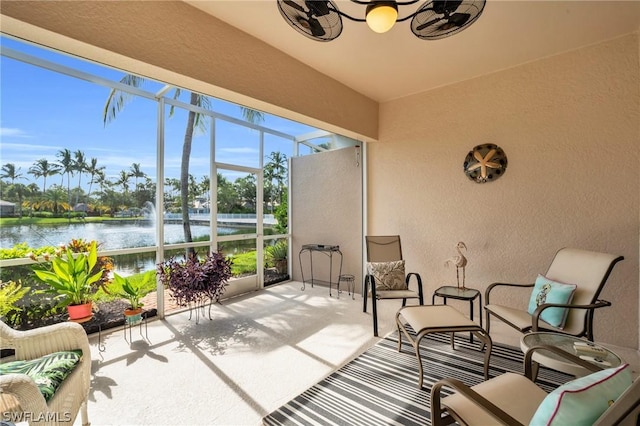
[0,222,243,250]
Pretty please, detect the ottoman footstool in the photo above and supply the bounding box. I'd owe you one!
[396,305,493,388]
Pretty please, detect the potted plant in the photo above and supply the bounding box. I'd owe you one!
[266,241,288,274]
[32,240,104,320]
[111,270,156,324]
[156,251,232,323]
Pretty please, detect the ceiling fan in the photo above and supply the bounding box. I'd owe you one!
[277,0,486,42]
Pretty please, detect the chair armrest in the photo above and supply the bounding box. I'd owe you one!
[523,344,603,380]
[3,322,90,362]
[531,300,611,332]
[431,377,523,426]
[406,272,423,299]
[485,282,534,305]
[0,373,49,414]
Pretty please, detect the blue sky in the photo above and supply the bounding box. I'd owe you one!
[0,35,317,191]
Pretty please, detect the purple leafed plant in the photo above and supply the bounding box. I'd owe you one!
[156,251,233,308]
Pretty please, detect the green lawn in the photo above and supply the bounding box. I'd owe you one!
[0,216,138,226]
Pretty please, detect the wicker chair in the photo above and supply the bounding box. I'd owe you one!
[0,320,91,425]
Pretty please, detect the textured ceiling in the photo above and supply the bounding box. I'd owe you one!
[186,0,640,102]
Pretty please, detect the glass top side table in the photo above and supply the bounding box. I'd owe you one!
[521,332,623,377]
[432,285,482,342]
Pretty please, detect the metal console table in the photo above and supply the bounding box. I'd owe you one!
[299,244,343,297]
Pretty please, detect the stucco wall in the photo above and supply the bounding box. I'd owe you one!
[291,147,363,291]
[370,34,640,349]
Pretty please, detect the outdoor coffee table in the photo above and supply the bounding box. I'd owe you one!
[396,305,493,387]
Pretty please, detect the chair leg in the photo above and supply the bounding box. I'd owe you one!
[485,309,491,335]
[481,310,491,352]
[363,276,369,313]
[372,296,378,337]
[81,400,90,426]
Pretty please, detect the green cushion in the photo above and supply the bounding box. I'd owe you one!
[367,260,406,291]
[529,363,632,426]
[0,350,83,402]
[527,274,577,328]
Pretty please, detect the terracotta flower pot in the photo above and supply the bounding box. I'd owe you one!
[124,308,143,324]
[67,302,93,320]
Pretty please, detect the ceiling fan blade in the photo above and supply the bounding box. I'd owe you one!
[432,0,463,15]
[307,17,327,37]
[283,0,307,13]
[447,12,471,27]
[416,16,443,31]
[306,0,330,16]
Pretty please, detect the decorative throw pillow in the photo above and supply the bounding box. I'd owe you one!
[529,363,632,426]
[527,274,577,328]
[367,260,406,291]
[0,349,83,402]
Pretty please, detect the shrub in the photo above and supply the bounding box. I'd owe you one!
[0,280,30,326]
[157,251,232,309]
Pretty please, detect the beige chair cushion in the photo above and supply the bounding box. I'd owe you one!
[485,304,556,331]
[442,372,547,425]
[401,305,479,330]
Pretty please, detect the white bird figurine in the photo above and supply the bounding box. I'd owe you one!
[444,241,468,289]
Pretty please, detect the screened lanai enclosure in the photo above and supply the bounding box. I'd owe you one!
[0,34,363,323]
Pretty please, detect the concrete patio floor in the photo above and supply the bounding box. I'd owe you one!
[79,281,640,425]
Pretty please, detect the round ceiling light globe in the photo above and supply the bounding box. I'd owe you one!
[366,3,398,33]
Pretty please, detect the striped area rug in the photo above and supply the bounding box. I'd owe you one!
[262,330,572,426]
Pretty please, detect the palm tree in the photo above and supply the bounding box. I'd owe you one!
[85,158,104,200]
[94,169,109,196]
[188,174,199,207]
[28,158,61,194]
[116,170,131,203]
[200,175,211,209]
[165,178,180,198]
[73,150,87,205]
[1,163,25,214]
[43,185,69,215]
[129,162,146,207]
[7,183,30,216]
[104,76,264,250]
[1,163,24,185]
[266,151,287,206]
[56,149,74,219]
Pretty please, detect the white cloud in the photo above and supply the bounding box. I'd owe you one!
[0,142,62,152]
[0,127,31,138]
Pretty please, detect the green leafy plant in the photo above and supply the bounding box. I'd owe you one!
[266,241,288,273]
[111,270,156,310]
[32,240,104,307]
[0,280,30,326]
[157,251,232,308]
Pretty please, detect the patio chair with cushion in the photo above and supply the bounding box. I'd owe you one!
[431,344,639,426]
[363,235,424,336]
[485,247,624,341]
[0,320,91,425]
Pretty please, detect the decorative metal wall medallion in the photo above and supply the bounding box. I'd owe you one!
[464,143,508,183]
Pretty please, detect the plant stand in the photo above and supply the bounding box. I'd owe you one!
[187,298,219,324]
[123,310,148,344]
[70,314,105,352]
